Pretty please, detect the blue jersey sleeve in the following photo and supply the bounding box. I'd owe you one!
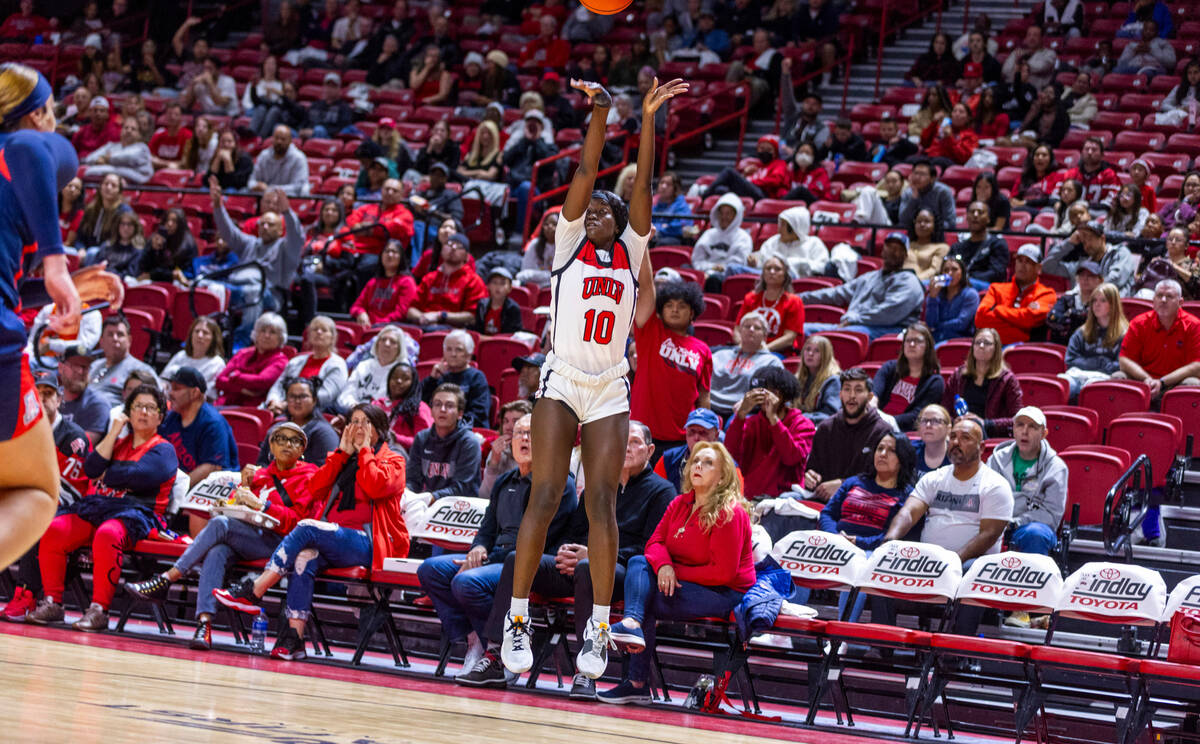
[4,130,77,260]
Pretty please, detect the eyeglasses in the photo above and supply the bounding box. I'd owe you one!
[130,403,160,413]
[919,417,948,426]
[974,338,996,347]
[271,435,304,447]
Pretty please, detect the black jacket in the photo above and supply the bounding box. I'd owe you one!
[472,468,577,564]
[563,466,675,566]
[952,234,1011,285]
[472,296,523,335]
[503,135,559,191]
[871,359,947,432]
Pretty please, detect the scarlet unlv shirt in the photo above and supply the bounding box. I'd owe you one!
[631,315,713,441]
[414,265,489,314]
[738,291,806,347]
[148,126,193,163]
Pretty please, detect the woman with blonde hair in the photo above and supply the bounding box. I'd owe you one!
[1062,282,1128,400]
[75,172,133,250]
[457,120,506,207]
[941,326,1022,436]
[914,403,952,474]
[602,441,755,704]
[0,62,84,571]
[505,91,553,149]
[795,334,842,424]
[614,163,637,201]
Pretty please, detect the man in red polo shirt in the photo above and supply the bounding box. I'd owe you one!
[149,102,193,170]
[408,232,487,329]
[1118,278,1200,400]
[344,178,415,256]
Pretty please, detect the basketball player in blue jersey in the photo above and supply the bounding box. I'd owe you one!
[0,63,84,571]
[502,76,689,680]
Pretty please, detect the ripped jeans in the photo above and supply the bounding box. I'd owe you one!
[266,520,372,620]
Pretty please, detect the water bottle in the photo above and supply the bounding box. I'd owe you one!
[934,273,951,288]
[953,395,969,419]
[250,610,268,654]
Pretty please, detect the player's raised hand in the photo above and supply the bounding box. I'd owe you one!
[642,78,689,116]
[570,79,612,108]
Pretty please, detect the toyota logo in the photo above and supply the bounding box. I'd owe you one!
[900,547,919,558]
[1001,556,1022,568]
[1099,568,1120,580]
[808,535,828,546]
[452,500,469,511]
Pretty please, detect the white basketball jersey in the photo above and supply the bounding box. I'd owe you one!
[549,213,649,376]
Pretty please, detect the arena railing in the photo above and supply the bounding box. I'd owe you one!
[656,79,753,175]
[869,0,948,99]
[773,35,859,134]
[520,127,635,242]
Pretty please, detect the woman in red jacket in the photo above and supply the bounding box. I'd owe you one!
[700,135,792,200]
[214,403,409,660]
[725,366,815,500]
[601,442,756,704]
[920,101,979,168]
[125,421,320,650]
[214,312,289,407]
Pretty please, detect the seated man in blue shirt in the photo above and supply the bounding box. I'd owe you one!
[158,366,239,533]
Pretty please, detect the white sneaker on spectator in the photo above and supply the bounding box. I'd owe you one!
[576,618,613,679]
[501,612,533,674]
[461,632,484,675]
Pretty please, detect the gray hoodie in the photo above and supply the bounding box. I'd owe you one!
[1043,239,1137,295]
[691,192,754,272]
[799,268,925,328]
[751,205,829,277]
[987,439,1069,529]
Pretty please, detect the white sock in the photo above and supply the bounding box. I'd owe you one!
[510,597,529,618]
[592,604,610,626]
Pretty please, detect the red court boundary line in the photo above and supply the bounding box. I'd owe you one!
[0,623,894,744]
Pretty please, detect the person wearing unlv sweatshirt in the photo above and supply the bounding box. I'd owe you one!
[125,421,320,651]
[725,366,815,500]
[601,442,755,705]
[214,403,409,661]
[407,384,483,500]
[30,385,179,633]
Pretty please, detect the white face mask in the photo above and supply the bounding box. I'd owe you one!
[795,153,813,168]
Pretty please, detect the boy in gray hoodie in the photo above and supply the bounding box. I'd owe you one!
[986,405,1068,557]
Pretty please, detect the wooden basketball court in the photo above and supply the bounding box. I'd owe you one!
[0,625,890,744]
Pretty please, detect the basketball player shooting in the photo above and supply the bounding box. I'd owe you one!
[502,76,689,679]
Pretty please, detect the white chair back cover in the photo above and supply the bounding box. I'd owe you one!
[957,551,1063,613]
[857,540,963,603]
[1161,574,1200,621]
[410,496,490,550]
[770,530,868,590]
[1057,561,1167,626]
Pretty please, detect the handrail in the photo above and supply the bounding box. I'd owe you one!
[521,127,634,241]
[657,81,752,176]
[1103,454,1153,562]
[774,35,857,135]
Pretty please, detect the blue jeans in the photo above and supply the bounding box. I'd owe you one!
[173,515,281,618]
[804,321,906,341]
[514,181,533,235]
[266,522,372,620]
[621,555,745,683]
[311,124,364,139]
[416,553,505,642]
[1010,522,1057,555]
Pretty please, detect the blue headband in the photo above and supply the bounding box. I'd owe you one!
[2,72,51,128]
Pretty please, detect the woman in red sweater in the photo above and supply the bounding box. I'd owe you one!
[725,366,815,500]
[350,240,418,328]
[920,101,979,168]
[601,442,755,704]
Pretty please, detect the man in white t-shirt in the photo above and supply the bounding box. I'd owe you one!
[882,415,1013,634]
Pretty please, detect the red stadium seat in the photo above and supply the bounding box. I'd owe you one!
[831,161,887,187]
[866,335,902,362]
[805,304,844,324]
[814,330,868,368]
[1043,406,1100,452]
[1059,449,1131,527]
[721,274,758,301]
[1078,379,1153,435]
[1165,132,1200,154]
[223,410,271,447]
[935,338,972,370]
[1140,151,1192,177]
[170,288,224,344]
[1090,111,1141,132]
[1121,297,1154,318]
[1118,92,1164,114]
[475,336,535,389]
[649,246,692,268]
[692,321,734,347]
[1003,344,1066,375]
[701,294,731,320]
[148,169,193,189]
[1107,413,1183,487]
[1162,386,1200,456]
[1015,374,1070,408]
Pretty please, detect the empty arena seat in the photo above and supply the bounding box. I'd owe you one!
[1078,380,1152,435]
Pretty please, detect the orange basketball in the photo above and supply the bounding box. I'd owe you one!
[580,0,633,15]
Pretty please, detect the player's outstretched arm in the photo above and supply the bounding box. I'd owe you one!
[561,79,613,222]
[628,77,688,237]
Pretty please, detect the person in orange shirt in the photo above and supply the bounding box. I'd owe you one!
[974,245,1058,345]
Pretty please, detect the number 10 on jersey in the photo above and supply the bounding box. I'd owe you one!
[582,309,615,344]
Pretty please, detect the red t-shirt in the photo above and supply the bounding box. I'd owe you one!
[882,375,920,416]
[349,274,419,324]
[299,354,326,379]
[414,266,489,314]
[738,291,806,347]
[631,315,713,442]
[482,304,504,335]
[149,126,193,162]
[1120,310,1200,380]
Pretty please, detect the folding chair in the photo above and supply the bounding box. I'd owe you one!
[1127,575,1200,742]
[812,542,963,730]
[910,551,1065,740]
[1024,562,1166,744]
